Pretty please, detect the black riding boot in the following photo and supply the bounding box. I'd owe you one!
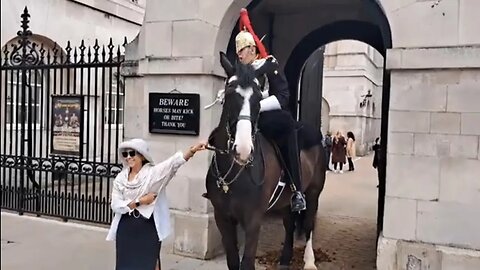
[283,129,306,212]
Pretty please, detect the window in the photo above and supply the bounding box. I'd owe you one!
[104,72,124,125]
[6,70,43,125]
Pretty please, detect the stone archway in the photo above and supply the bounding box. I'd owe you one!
[215,6,393,233]
[218,0,392,237]
[214,0,392,267]
[320,97,330,136]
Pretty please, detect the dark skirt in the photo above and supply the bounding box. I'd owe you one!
[116,210,161,270]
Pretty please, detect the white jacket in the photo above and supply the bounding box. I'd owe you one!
[106,152,186,241]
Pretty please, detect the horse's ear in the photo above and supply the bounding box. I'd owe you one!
[219,52,235,78]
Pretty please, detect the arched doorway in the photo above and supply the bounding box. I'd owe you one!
[320,98,330,136]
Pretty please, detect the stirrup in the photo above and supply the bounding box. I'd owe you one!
[291,192,306,212]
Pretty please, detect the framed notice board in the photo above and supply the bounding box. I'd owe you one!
[149,93,200,136]
[50,95,84,157]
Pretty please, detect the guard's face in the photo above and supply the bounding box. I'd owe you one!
[237,46,256,65]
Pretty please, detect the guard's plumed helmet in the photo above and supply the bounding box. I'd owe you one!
[234,8,268,58]
[235,30,256,53]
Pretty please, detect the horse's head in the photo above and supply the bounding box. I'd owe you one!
[216,52,264,165]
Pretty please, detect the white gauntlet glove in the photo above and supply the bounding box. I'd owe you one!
[259,95,281,112]
[261,89,269,99]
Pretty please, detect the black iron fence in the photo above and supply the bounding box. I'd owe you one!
[0,7,126,224]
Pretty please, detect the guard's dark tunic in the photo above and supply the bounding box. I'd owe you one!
[255,56,296,141]
[254,56,290,109]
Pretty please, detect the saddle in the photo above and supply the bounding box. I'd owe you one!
[202,121,322,209]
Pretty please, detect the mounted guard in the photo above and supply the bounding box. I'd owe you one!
[203,8,327,269]
[235,8,306,212]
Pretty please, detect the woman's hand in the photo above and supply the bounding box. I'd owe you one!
[139,192,157,205]
[183,142,207,161]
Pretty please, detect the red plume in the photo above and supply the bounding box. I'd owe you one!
[238,8,268,58]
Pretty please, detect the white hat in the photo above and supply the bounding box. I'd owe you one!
[118,138,155,165]
[235,30,256,53]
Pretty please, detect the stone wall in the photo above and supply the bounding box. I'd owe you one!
[380,46,480,270]
[1,0,143,47]
[375,0,480,268]
[121,2,226,253]
[121,69,225,258]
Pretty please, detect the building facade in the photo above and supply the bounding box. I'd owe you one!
[2,0,144,48]
[322,40,383,155]
[0,0,145,225]
[1,0,144,162]
[2,0,480,269]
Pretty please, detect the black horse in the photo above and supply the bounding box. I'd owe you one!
[205,52,327,270]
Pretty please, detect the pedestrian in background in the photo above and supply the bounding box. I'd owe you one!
[106,138,206,270]
[331,131,347,173]
[372,137,381,187]
[346,131,356,171]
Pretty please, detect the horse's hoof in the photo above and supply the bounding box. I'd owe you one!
[303,263,317,270]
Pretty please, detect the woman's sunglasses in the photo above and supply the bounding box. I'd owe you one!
[121,150,137,158]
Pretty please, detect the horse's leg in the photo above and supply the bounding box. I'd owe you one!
[214,211,240,270]
[240,222,261,270]
[303,230,316,270]
[278,208,295,269]
[303,192,320,270]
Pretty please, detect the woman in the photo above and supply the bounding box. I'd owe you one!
[331,131,347,173]
[346,131,356,171]
[106,138,206,270]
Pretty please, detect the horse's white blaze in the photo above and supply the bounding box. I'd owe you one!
[233,86,253,161]
[303,232,317,270]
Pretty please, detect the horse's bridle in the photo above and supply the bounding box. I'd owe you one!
[206,114,259,193]
[206,114,258,156]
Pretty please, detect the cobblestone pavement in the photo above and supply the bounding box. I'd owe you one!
[257,214,377,270]
[0,212,266,270]
[257,155,379,270]
[2,155,379,270]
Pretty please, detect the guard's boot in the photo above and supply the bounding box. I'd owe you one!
[284,129,306,212]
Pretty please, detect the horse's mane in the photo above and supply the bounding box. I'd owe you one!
[235,62,256,89]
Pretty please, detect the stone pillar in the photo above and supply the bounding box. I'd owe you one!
[119,0,240,259]
[377,46,480,269]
